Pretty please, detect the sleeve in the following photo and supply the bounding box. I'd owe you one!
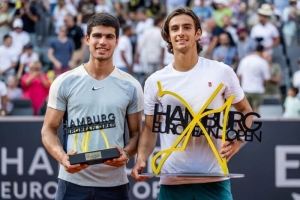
[127,79,144,114]
[144,76,160,115]
[223,64,244,104]
[262,60,271,80]
[271,24,279,38]
[236,59,244,76]
[47,75,68,111]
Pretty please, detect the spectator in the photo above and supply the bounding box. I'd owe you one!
[113,25,134,73]
[212,32,238,69]
[282,0,298,46]
[0,34,18,82]
[236,27,256,60]
[9,18,30,57]
[95,0,111,13]
[52,0,77,34]
[204,17,225,58]
[135,6,154,38]
[222,15,238,44]
[250,3,280,54]
[47,25,75,77]
[6,75,23,114]
[283,87,300,118]
[20,61,50,115]
[17,43,40,80]
[165,0,188,14]
[77,0,96,34]
[64,14,86,68]
[292,57,300,96]
[237,45,270,113]
[14,0,39,46]
[0,1,14,44]
[0,80,8,116]
[136,14,165,78]
[192,0,213,23]
[262,51,282,99]
[229,0,247,28]
[32,0,50,47]
[213,0,232,27]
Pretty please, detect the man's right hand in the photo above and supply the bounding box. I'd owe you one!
[131,159,152,181]
[61,150,89,174]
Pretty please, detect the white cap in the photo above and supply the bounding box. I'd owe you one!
[13,18,23,28]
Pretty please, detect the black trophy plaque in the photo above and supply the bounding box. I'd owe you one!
[69,147,120,165]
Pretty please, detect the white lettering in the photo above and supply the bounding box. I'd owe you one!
[152,181,160,199]
[13,182,27,199]
[1,182,11,199]
[30,182,42,199]
[132,182,151,199]
[1,147,23,175]
[28,148,54,175]
[43,182,57,199]
[276,146,300,187]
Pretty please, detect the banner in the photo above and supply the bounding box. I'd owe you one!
[0,118,299,200]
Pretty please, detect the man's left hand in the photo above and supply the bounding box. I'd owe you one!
[103,146,128,167]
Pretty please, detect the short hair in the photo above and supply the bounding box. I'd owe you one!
[290,86,299,95]
[122,25,132,34]
[161,7,203,54]
[255,44,264,52]
[87,13,120,38]
[3,34,11,41]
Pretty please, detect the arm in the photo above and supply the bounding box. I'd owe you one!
[121,50,132,74]
[41,107,88,173]
[0,95,7,116]
[220,97,253,161]
[48,48,62,69]
[104,111,143,167]
[131,115,158,181]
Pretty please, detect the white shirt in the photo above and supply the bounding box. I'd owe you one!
[138,26,163,64]
[161,41,174,66]
[293,70,300,91]
[10,31,30,56]
[0,81,8,110]
[237,54,270,93]
[144,57,244,185]
[20,52,39,73]
[250,22,279,52]
[0,45,18,73]
[283,96,300,118]
[113,35,132,68]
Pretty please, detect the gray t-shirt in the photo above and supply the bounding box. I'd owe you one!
[48,65,143,187]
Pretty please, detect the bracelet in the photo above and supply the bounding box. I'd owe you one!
[123,149,130,163]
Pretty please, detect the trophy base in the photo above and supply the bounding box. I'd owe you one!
[69,147,120,165]
[139,173,244,178]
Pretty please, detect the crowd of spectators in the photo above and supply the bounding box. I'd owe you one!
[0,0,300,117]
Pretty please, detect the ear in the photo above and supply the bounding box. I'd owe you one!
[195,29,202,41]
[85,34,89,45]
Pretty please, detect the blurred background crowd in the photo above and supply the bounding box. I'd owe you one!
[0,0,300,118]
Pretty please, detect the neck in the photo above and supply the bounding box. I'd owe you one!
[84,57,115,80]
[173,50,199,72]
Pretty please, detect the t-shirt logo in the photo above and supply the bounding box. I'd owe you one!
[208,82,212,87]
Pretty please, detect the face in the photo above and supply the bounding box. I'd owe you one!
[219,33,229,45]
[168,14,201,54]
[7,76,17,88]
[4,37,12,47]
[0,2,9,12]
[258,14,268,24]
[86,26,118,61]
[59,26,68,36]
[30,63,42,73]
[288,89,296,97]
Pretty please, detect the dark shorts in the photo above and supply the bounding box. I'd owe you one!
[55,179,129,200]
[158,180,233,200]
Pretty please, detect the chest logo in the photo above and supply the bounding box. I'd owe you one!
[92,86,104,91]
